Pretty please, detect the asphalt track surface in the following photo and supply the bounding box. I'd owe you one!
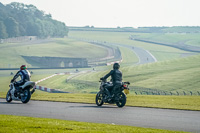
[0,99,200,132]
[108,42,157,65]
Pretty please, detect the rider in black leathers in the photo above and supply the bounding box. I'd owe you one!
[11,65,31,91]
[101,63,122,99]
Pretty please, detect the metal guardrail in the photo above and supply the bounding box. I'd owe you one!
[133,90,200,96]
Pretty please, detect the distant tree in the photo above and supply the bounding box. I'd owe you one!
[0,3,7,21]
[45,13,52,18]
[4,17,20,37]
[0,21,8,38]
[26,21,42,36]
[0,2,68,38]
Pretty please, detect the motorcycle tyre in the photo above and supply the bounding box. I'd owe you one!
[6,91,12,103]
[21,89,31,104]
[116,92,126,108]
[96,92,104,106]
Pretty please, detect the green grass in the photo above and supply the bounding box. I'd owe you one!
[132,33,200,47]
[13,53,199,95]
[30,93,200,111]
[42,54,200,95]
[69,31,195,61]
[119,46,138,66]
[1,91,200,111]
[0,38,108,68]
[0,115,186,133]
[122,54,200,93]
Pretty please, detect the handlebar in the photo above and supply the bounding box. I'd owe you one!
[99,80,130,85]
[10,80,16,83]
[123,82,130,85]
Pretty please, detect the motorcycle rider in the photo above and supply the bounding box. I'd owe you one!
[101,62,122,100]
[11,65,31,91]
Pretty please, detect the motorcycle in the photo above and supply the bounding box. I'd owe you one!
[6,80,36,103]
[95,79,130,108]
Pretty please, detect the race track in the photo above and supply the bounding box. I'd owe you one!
[108,42,157,65]
[0,99,200,132]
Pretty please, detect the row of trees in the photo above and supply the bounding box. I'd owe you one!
[0,2,68,39]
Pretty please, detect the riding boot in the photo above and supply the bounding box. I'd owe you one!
[105,88,112,101]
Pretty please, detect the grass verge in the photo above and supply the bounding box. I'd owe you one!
[1,92,199,111]
[31,93,200,111]
[0,115,186,133]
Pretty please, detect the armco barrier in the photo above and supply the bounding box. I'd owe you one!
[34,85,68,93]
[34,72,70,93]
[134,90,200,96]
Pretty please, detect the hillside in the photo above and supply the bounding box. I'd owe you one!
[0,38,109,68]
[37,54,200,95]
[130,33,200,52]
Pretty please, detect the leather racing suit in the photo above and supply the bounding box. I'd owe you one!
[102,69,122,97]
[12,70,31,89]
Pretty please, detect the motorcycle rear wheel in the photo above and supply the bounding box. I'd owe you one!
[21,89,31,103]
[6,91,12,103]
[96,92,104,106]
[116,92,126,108]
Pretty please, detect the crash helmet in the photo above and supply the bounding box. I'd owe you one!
[113,63,120,70]
[20,65,27,70]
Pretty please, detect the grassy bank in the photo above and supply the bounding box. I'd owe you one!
[69,31,195,61]
[130,33,200,47]
[42,54,200,95]
[0,38,108,68]
[31,94,200,111]
[0,115,185,133]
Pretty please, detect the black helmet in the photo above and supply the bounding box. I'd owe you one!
[113,63,120,69]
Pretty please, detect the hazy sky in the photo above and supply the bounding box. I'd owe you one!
[1,0,200,28]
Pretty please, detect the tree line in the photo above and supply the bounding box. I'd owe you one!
[0,2,68,39]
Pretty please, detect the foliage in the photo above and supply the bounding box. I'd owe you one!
[4,17,20,37]
[0,2,68,38]
[0,21,8,38]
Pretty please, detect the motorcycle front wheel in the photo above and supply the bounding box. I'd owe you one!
[21,89,31,103]
[116,92,126,108]
[6,91,12,103]
[95,92,104,106]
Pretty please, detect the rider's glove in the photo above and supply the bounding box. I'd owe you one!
[100,77,104,80]
[11,79,14,83]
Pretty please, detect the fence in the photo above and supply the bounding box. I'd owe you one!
[1,36,37,43]
[133,90,200,96]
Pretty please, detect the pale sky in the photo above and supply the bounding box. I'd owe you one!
[1,0,200,28]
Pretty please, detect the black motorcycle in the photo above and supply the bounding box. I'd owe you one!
[95,79,130,108]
